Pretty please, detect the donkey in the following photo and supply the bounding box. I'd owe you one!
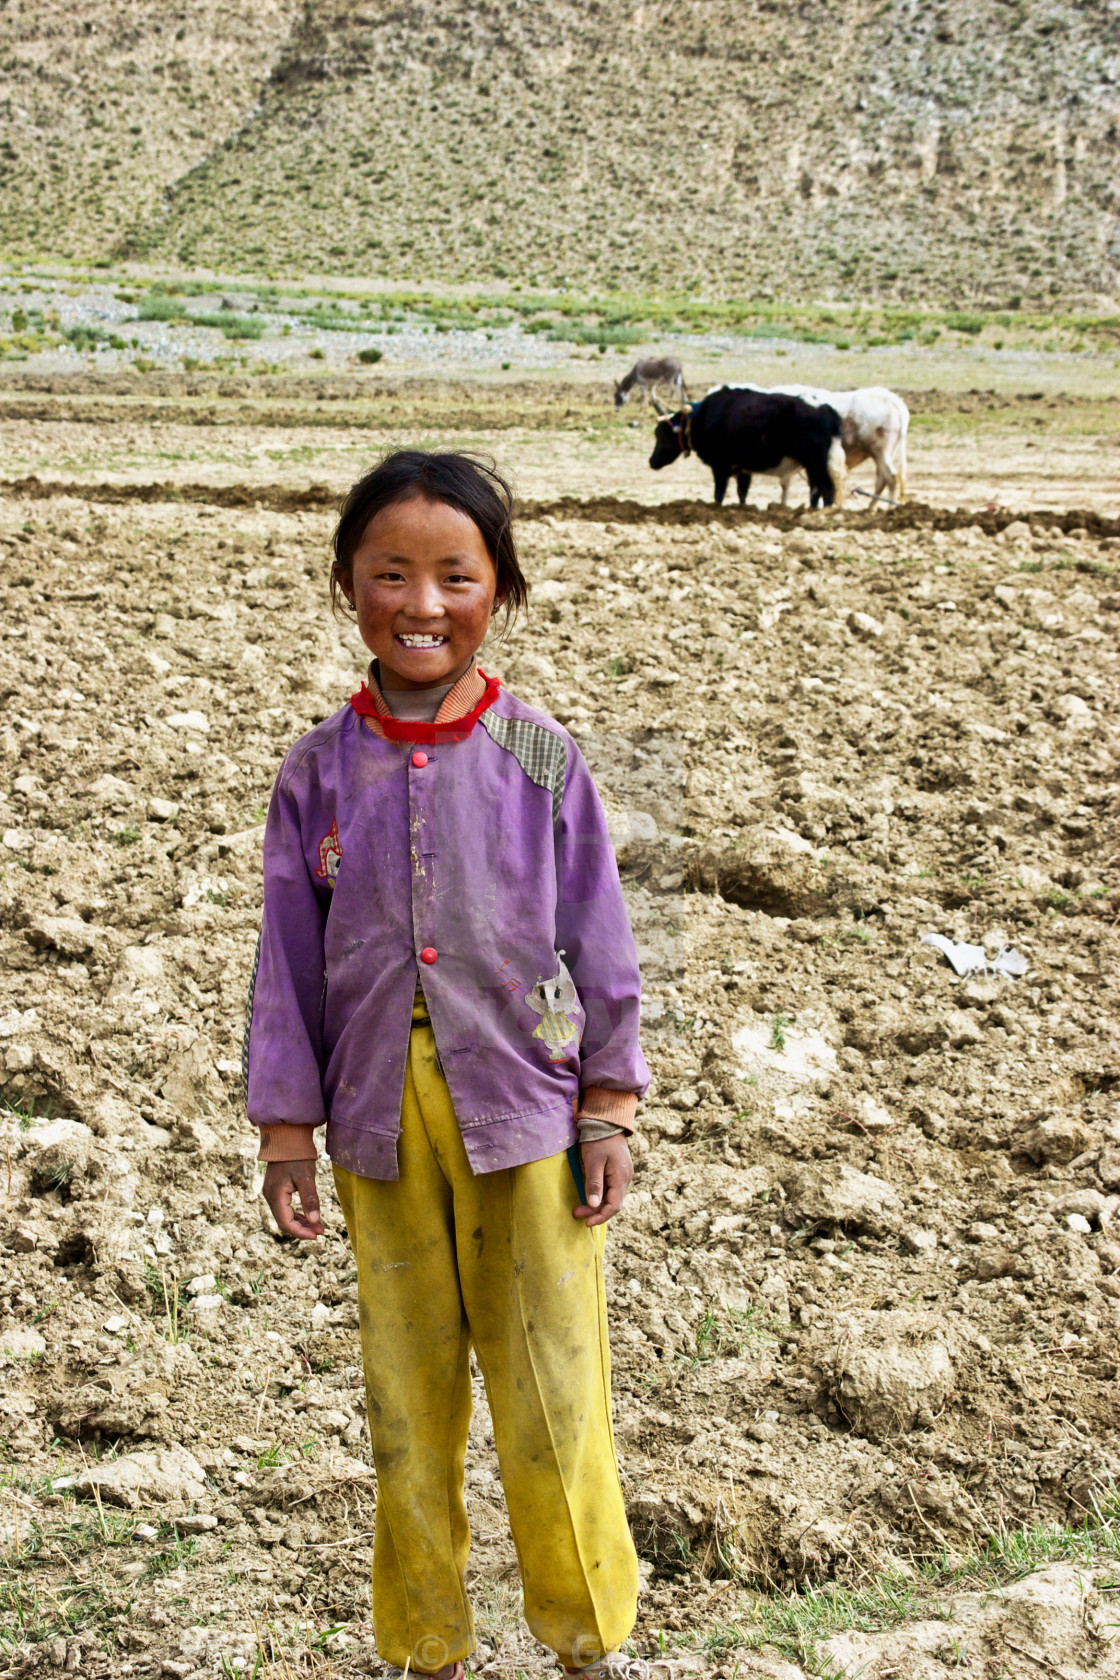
[613,356,688,410]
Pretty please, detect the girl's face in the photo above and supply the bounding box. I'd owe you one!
[344,494,504,691]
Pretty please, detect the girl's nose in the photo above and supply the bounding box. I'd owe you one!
[403,583,445,619]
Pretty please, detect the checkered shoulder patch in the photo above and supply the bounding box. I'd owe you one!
[479,711,567,824]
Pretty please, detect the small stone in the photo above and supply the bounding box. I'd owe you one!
[153,613,178,638]
[902,1226,938,1256]
[1066,1213,1092,1235]
[625,810,658,841]
[668,1087,700,1110]
[944,1009,983,1048]
[310,1302,331,1328]
[1050,1188,1106,1223]
[1051,693,1093,727]
[847,610,884,639]
[852,1094,894,1133]
[2,1328,47,1357]
[186,1274,217,1296]
[102,1316,129,1335]
[217,825,266,855]
[162,1660,197,1678]
[1098,1147,1120,1192]
[76,1444,208,1508]
[173,1513,218,1533]
[24,914,100,956]
[24,1119,96,1192]
[88,773,133,805]
[974,1246,1017,1282]
[164,711,209,733]
[829,1311,954,1439]
[788,1161,901,1233]
[1020,1117,1093,1165]
[190,1294,224,1314]
[643,1109,685,1139]
[148,797,179,822]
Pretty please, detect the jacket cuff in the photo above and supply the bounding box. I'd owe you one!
[257,1123,321,1162]
[576,1086,638,1134]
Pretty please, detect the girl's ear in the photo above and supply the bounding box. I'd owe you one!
[332,564,356,612]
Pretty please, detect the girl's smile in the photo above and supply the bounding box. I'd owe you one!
[345,494,504,691]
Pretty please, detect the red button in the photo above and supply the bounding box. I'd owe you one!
[411,751,428,768]
[420,947,438,965]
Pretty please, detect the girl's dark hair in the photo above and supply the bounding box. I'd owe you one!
[331,449,529,625]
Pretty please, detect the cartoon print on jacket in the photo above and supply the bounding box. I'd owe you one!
[313,818,342,886]
[525,952,581,1062]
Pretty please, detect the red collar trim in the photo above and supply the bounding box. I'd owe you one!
[350,672,502,743]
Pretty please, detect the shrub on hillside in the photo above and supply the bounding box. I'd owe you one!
[138,296,188,321]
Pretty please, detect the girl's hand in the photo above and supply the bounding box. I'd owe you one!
[263,1159,324,1240]
[574,1135,633,1228]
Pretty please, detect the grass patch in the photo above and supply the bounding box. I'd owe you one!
[68,272,1120,356]
[63,324,126,352]
[692,1305,778,1363]
[545,323,646,347]
[672,1490,1120,1667]
[143,1264,190,1342]
[137,295,188,321]
[189,313,265,340]
[143,1534,200,1581]
[769,1012,794,1052]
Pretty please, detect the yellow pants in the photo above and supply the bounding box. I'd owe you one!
[332,1012,638,1672]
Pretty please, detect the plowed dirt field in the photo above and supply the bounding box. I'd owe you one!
[1,373,1118,1680]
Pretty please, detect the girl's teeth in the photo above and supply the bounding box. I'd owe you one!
[398,634,447,648]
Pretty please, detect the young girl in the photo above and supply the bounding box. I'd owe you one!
[246,450,649,1680]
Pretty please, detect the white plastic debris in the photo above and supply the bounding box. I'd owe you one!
[922,934,987,976]
[922,934,1028,978]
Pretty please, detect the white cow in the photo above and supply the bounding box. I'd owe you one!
[709,382,909,508]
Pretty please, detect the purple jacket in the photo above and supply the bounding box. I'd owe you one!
[245,684,649,1179]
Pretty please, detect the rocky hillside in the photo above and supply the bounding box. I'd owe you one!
[1,0,1118,305]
